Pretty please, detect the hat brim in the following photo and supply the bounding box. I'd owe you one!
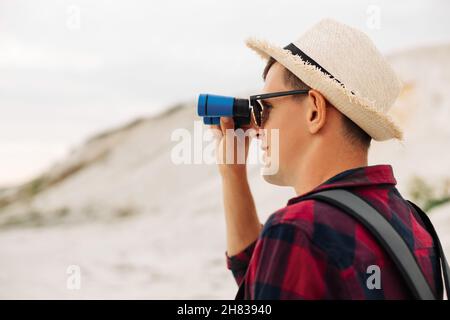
[246,37,403,141]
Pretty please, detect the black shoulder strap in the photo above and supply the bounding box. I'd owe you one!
[302,189,447,300]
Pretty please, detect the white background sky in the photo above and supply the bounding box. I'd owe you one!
[1,0,450,186]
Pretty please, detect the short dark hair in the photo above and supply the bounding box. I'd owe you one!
[262,57,371,149]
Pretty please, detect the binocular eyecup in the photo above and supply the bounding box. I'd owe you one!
[197,94,251,128]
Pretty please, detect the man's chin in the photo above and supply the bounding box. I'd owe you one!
[261,169,287,186]
[260,152,283,184]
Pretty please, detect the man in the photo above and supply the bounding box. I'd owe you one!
[212,19,442,299]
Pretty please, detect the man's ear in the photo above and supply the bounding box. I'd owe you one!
[306,89,327,134]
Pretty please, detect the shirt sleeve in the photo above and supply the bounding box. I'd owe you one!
[225,223,264,286]
[244,222,327,299]
[226,240,257,286]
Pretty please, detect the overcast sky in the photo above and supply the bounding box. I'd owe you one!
[1,0,450,186]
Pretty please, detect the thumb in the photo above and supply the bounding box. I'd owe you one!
[220,117,234,134]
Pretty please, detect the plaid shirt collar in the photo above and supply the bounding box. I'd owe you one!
[287,164,397,206]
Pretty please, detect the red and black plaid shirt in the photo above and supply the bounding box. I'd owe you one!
[226,164,442,299]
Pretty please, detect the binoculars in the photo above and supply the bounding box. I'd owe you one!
[197,94,252,128]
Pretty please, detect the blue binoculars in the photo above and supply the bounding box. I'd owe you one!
[197,94,251,128]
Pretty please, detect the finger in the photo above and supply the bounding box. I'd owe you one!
[209,124,221,131]
[220,117,234,135]
[240,122,258,140]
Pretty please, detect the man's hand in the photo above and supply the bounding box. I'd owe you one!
[210,117,256,178]
[210,117,262,257]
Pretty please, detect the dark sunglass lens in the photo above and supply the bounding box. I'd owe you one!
[251,100,262,127]
[261,102,271,126]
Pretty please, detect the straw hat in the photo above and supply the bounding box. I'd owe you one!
[246,18,403,141]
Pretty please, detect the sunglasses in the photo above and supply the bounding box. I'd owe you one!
[250,89,309,128]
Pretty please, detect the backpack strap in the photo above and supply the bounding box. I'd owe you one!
[407,200,450,299]
[302,189,438,300]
